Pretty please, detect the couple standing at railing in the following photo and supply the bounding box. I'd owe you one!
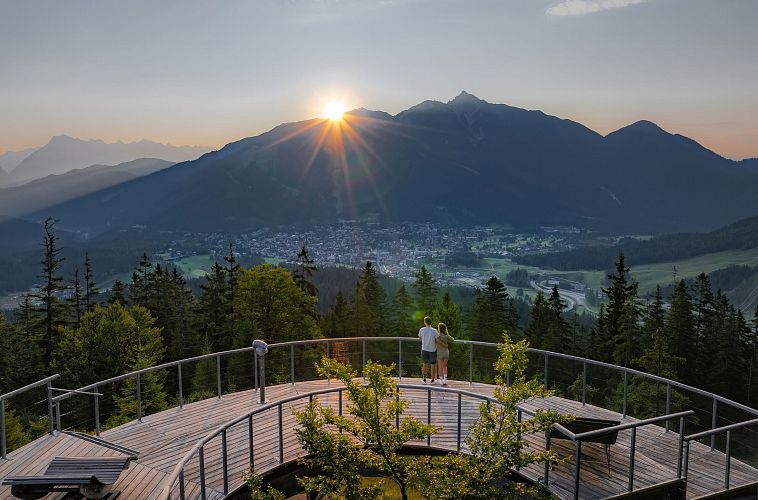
[418,316,455,385]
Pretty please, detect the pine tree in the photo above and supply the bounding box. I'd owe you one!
[322,291,352,338]
[691,273,715,380]
[198,262,232,352]
[412,265,438,317]
[293,246,319,297]
[67,267,84,328]
[352,262,386,337]
[596,254,637,361]
[1,314,44,392]
[613,284,643,368]
[666,280,695,384]
[35,217,66,361]
[108,280,126,305]
[545,285,571,352]
[432,291,463,339]
[747,306,758,405]
[643,286,666,342]
[524,292,550,348]
[223,243,241,299]
[128,253,152,307]
[470,276,518,343]
[83,253,99,311]
[389,285,416,337]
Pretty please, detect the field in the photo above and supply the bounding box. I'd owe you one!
[170,254,216,279]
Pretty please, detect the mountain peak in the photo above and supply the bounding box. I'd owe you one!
[448,91,487,106]
[615,120,667,135]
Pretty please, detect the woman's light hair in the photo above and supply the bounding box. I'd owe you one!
[438,322,447,334]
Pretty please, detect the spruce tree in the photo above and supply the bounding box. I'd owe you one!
[293,246,319,297]
[322,291,352,338]
[545,285,571,352]
[412,265,438,317]
[223,243,241,298]
[198,262,232,351]
[691,273,715,380]
[524,292,550,348]
[35,217,66,361]
[67,267,84,328]
[389,285,416,337]
[83,253,99,311]
[353,262,386,337]
[109,280,126,305]
[747,306,758,405]
[432,291,463,339]
[667,280,696,384]
[596,254,637,361]
[470,276,518,343]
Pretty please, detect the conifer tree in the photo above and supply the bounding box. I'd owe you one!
[1,314,44,392]
[613,281,643,368]
[595,254,637,361]
[353,262,386,337]
[666,280,696,383]
[412,265,438,317]
[389,285,416,337]
[67,267,84,328]
[223,243,241,298]
[470,276,518,343]
[524,292,550,348]
[293,246,319,297]
[691,273,715,380]
[432,291,463,339]
[35,217,66,361]
[747,306,758,405]
[198,262,232,351]
[108,280,126,305]
[83,253,99,311]
[545,285,571,352]
[322,291,352,338]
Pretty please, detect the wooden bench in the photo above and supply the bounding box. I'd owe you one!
[2,456,135,499]
[550,416,621,475]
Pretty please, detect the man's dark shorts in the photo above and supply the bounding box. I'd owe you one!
[421,350,437,364]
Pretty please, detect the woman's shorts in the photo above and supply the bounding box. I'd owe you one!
[437,349,449,360]
[421,350,437,364]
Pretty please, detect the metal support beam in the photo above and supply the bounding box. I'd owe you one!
[136,373,142,422]
[178,365,183,409]
[724,430,731,489]
[456,393,462,452]
[711,398,718,451]
[628,427,637,492]
[622,371,628,417]
[94,386,101,436]
[221,429,229,494]
[216,355,222,399]
[199,446,206,500]
[582,363,587,406]
[573,441,582,500]
[469,343,474,385]
[664,384,671,432]
[46,382,54,435]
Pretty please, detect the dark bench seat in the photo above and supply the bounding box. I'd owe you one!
[2,456,135,499]
[550,417,621,474]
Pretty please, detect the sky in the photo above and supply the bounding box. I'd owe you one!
[0,0,756,159]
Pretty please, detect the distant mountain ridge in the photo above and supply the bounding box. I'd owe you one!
[0,158,174,218]
[514,215,758,271]
[0,147,39,177]
[7,135,209,184]
[33,92,758,234]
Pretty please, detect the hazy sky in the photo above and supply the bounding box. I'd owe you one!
[1,0,756,158]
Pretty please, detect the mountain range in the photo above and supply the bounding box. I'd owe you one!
[23,92,758,234]
[0,158,173,218]
[2,136,209,185]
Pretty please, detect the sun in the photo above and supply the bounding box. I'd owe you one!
[323,101,346,121]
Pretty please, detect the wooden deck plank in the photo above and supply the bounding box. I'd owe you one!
[2,378,756,499]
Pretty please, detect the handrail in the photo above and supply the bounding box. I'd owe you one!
[0,374,59,401]
[684,418,758,442]
[572,410,694,441]
[159,383,499,500]
[1,374,59,459]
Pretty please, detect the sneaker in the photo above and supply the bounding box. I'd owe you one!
[442,379,448,386]
[431,379,437,385]
[422,378,427,384]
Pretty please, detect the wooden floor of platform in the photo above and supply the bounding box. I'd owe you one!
[1,378,756,499]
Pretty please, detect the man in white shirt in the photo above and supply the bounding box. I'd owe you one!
[418,316,439,384]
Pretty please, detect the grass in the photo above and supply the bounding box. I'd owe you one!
[170,254,215,279]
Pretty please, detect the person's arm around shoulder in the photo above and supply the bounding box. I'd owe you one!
[447,333,455,343]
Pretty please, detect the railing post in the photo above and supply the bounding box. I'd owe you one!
[136,373,142,422]
[456,393,462,452]
[1,399,6,460]
[216,355,222,399]
[427,388,432,446]
[544,429,551,485]
[664,383,671,432]
[506,370,511,388]
[94,386,100,436]
[291,344,295,385]
[469,343,474,385]
[278,403,284,464]
[711,398,717,451]
[544,353,549,390]
[199,446,207,500]
[573,441,582,500]
[677,417,685,478]
[582,362,587,406]
[254,340,268,404]
[46,382,54,435]
[55,401,61,433]
[178,469,186,500]
[622,371,628,417]
[628,427,636,492]
[254,349,258,392]
[248,414,255,467]
[398,339,402,379]
[724,430,731,489]
[362,339,366,375]
[221,429,229,495]
[338,389,343,417]
[683,440,690,482]
[178,364,183,409]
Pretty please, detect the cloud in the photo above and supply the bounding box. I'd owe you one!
[546,0,647,16]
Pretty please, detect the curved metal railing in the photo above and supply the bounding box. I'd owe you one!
[44,337,758,497]
[159,383,499,500]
